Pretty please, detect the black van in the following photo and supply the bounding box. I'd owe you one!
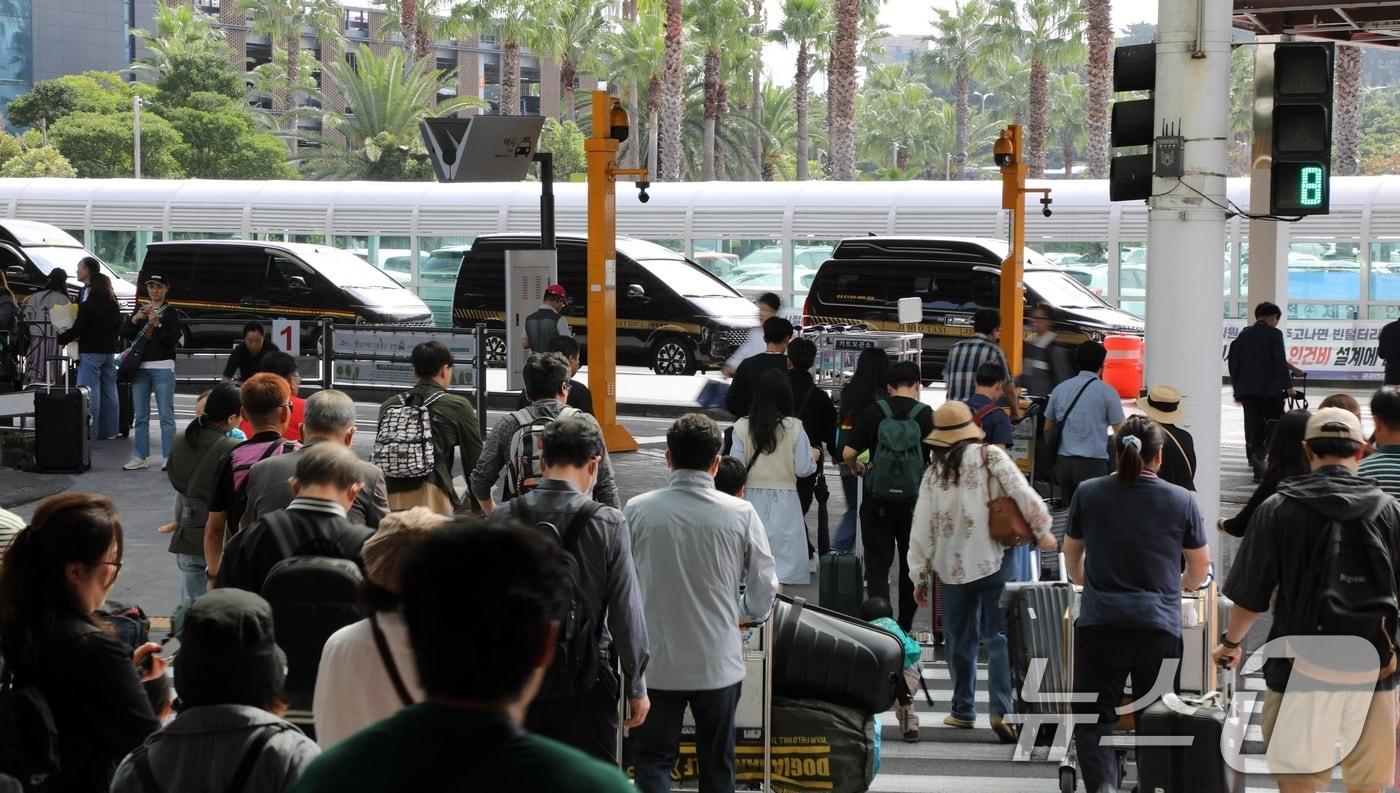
[137,240,434,347]
[0,219,137,310]
[452,234,758,375]
[803,237,1145,380]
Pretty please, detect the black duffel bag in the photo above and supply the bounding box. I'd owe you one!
[771,595,905,714]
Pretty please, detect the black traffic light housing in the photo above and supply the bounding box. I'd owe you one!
[1270,42,1334,215]
[1109,43,1156,202]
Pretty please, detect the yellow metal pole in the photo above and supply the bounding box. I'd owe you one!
[998,124,1027,379]
[586,90,638,453]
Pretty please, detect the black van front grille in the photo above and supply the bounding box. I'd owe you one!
[710,327,750,359]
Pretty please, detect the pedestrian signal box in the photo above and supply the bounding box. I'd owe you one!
[1271,42,1333,215]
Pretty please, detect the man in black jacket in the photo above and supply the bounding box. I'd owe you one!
[216,443,372,593]
[787,337,837,554]
[1228,301,1300,479]
[726,316,793,419]
[120,273,182,470]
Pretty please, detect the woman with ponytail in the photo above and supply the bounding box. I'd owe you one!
[0,494,163,792]
[1060,415,1213,793]
[163,382,243,604]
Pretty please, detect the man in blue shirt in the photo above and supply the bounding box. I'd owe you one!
[943,309,1011,402]
[965,361,1014,448]
[1043,341,1124,503]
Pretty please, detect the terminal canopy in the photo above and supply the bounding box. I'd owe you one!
[1234,1,1400,46]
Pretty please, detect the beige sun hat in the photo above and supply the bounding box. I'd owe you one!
[1137,384,1187,424]
[924,401,986,448]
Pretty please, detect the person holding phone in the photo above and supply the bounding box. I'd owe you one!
[121,273,182,471]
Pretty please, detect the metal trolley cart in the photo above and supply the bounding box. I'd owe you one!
[801,325,922,392]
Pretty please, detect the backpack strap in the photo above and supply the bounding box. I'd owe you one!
[131,745,162,793]
[421,390,448,408]
[510,407,535,426]
[224,723,293,793]
[877,400,894,420]
[370,613,414,708]
[907,401,928,420]
[972,403,999,427]
[560,501,603,553]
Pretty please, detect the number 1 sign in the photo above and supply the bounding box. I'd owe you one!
[272,318,301,357]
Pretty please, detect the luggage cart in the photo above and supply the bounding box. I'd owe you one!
[802,326,922,392]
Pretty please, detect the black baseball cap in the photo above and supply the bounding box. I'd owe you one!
[144,273,170,286]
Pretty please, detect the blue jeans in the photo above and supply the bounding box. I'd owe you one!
[941,548,1016,722]
[77,352,118,441]
[176,553,206,605]
[631,682,742,793]
[831,471,859,552]
[132,367,176,459]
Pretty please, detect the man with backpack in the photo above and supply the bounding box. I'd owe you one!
[1215,407,1400,793]
[470,353,620,513]
[491,416,650,763]
[726,315,793,419]
[1043,341,1124,504]
[203,373,300,582]
[966,361,1015,449]
[841,360,935,633]
[374,341,482,514]
[216,444,372,593]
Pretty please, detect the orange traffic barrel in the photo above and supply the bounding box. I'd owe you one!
[1103,335,1144,399]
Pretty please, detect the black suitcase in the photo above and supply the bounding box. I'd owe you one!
[771,595,905,713]
[35,383,91,473]
[819,552,864,617]
[118,379,133,437]
[1136,676,1246,793]
[1001,582,1074,739]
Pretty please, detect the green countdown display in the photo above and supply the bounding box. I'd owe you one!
[1271,161,1330,215]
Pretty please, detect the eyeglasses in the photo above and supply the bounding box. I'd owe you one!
[562,382,572,392]
[97,561,123,573]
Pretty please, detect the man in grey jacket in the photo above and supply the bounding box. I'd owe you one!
[625,413,779,793]
[492,416,650,763]
[471,353,620,512]
[242,390,389,529]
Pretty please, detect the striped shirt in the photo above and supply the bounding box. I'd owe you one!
[943,334,1010,402]
[1359,446,1400,498]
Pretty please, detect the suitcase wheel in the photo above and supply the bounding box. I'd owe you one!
[1058,766,1076,793]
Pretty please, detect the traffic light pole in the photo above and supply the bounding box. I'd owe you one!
[1146,0,1232,567]
[587,89,645,453]
[996,124,1051,378]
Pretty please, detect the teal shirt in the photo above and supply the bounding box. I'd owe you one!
[871,616,921,669]
[1359,445,1400,499]
[289,703,634,793]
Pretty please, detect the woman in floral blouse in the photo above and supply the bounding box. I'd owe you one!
[909,400,1056,744]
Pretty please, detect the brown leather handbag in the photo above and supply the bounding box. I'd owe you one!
[985,447,1033,547]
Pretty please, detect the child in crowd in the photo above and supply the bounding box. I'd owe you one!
[860,597,923,743]
[157,390,245,535]
[714,456,748,498]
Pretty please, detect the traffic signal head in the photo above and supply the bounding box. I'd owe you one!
[1270,42,1333,215]
[1109,43,1156,202]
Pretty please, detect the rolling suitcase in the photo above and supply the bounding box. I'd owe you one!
[34,360,91,473]
[819,552,864,617]
[1136,670,1246,793]
[117,378,133,437]
[771,595,906,713]
[1000,581,1074,742]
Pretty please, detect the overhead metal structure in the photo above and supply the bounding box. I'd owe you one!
[1234,1,1400,46]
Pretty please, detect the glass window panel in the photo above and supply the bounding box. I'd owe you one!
[167,231,240,241]
[1371,243,1400,303]
[1286,303,1358,320]
[692,238,781,295]
[416,235,474,327]
[92,230,160,276]
[1115,242,1145,318]
[1289,241,1358,302]
[62,229,85,245]
[334,234,412,285]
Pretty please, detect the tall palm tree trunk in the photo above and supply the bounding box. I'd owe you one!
[702,48,720,180]
[1083,0,1111,179]
[953,69,969,180]
[501,40,521,116]
[1026,53,1049,177]
[827,0,860,180]
[647,73,661,172]
[627,82,641,168]
[795,43,811,181]
[401,0,420,62]
[1063,137,1074,177]
[284,31,300,158]
[751,0,764,170]
[660,0,684,180]
[561,60,577,122]
[1335,45,1363,176]
[717,82,730,179]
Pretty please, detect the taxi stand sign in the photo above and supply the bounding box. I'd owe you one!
[420,116,546,182]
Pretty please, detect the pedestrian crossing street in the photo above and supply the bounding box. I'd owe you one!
[869,656,1286,793]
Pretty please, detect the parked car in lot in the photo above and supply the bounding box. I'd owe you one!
[0,219,137,311]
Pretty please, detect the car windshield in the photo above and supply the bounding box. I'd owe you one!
[297,246,403,288]
[25,246,126,284]
[1024,269,1109,310]
[639,259,739,298]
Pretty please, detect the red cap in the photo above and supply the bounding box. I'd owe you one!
[545,284,567,299]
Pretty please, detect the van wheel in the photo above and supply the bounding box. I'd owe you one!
[650,336,697,376]
[484,334,507,367]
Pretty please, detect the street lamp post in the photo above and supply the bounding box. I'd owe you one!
[975,91,995,114]
[133,96,143,179]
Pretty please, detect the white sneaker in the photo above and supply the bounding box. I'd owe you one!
[122,457,148,470]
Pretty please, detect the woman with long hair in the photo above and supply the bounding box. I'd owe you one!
[58,267,121,442]
[0,494,163,792]
[1219,409,1311,537]
[21,267,71,385]
[832,348,891,552]
[731,368,817,585]
[1062,416,1211,793]
[908,401,1055,744]
[163,382,243,604]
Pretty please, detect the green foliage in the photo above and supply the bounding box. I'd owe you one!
[6,73,137,128]
[163,93,296,179]
[1360,94,1400,175]
[50,111,184,178]
[131,0,227,82]
[536,118,587,180]
[0,146,78,178]
[0,132,21,167]
[154,52,245,107]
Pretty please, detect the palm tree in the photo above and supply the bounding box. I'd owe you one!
[1082,0,1111,178]
[1048,71,1086,176]
[827,0,862,180]
[375,1,458,65]
[688,0,751,180]
[770,0,832,181]
[238,0,343,156]
[448,0,556,116]
[534,0,608,121]
[659,0,685,180]
[1228,43,1253,176]
[300,48,484,179]
[757,83,797,179]
[923,0,998,180]
[750,0,766,171]
[992,0,1087,177]
[593,15,665,169]
[130,0,226,82]
[1335,44,1364,176]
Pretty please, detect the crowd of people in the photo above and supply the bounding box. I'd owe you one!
[5,290,1400,793]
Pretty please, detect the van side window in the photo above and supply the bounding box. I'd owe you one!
[191,248,265,297]
[557,244,587,313]
[270,255,314,285]
[456,248,504,309]
[897,263,975,311]
[972,271,999,309]
[822,268,889,308]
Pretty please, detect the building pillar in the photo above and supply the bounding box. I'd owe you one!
[1145,0,1232,568]
[458,39,481,117]
[539,56,560,118]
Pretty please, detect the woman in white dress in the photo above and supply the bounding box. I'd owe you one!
[732,368,817,586]
[22,268,70,385]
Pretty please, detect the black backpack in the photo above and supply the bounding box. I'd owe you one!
[515,499,604,700]
[1307,516,1400,678]
[0,658,59,793]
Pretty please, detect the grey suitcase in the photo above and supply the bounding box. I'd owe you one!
[1001,581,1074,742]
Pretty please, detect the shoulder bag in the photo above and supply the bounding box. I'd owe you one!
[984,446,1033,547]
[1046,378,1094,466]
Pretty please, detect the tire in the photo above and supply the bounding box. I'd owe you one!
[484,333,507,367]
[1059,766,1076,793]
[650,335,698,376]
